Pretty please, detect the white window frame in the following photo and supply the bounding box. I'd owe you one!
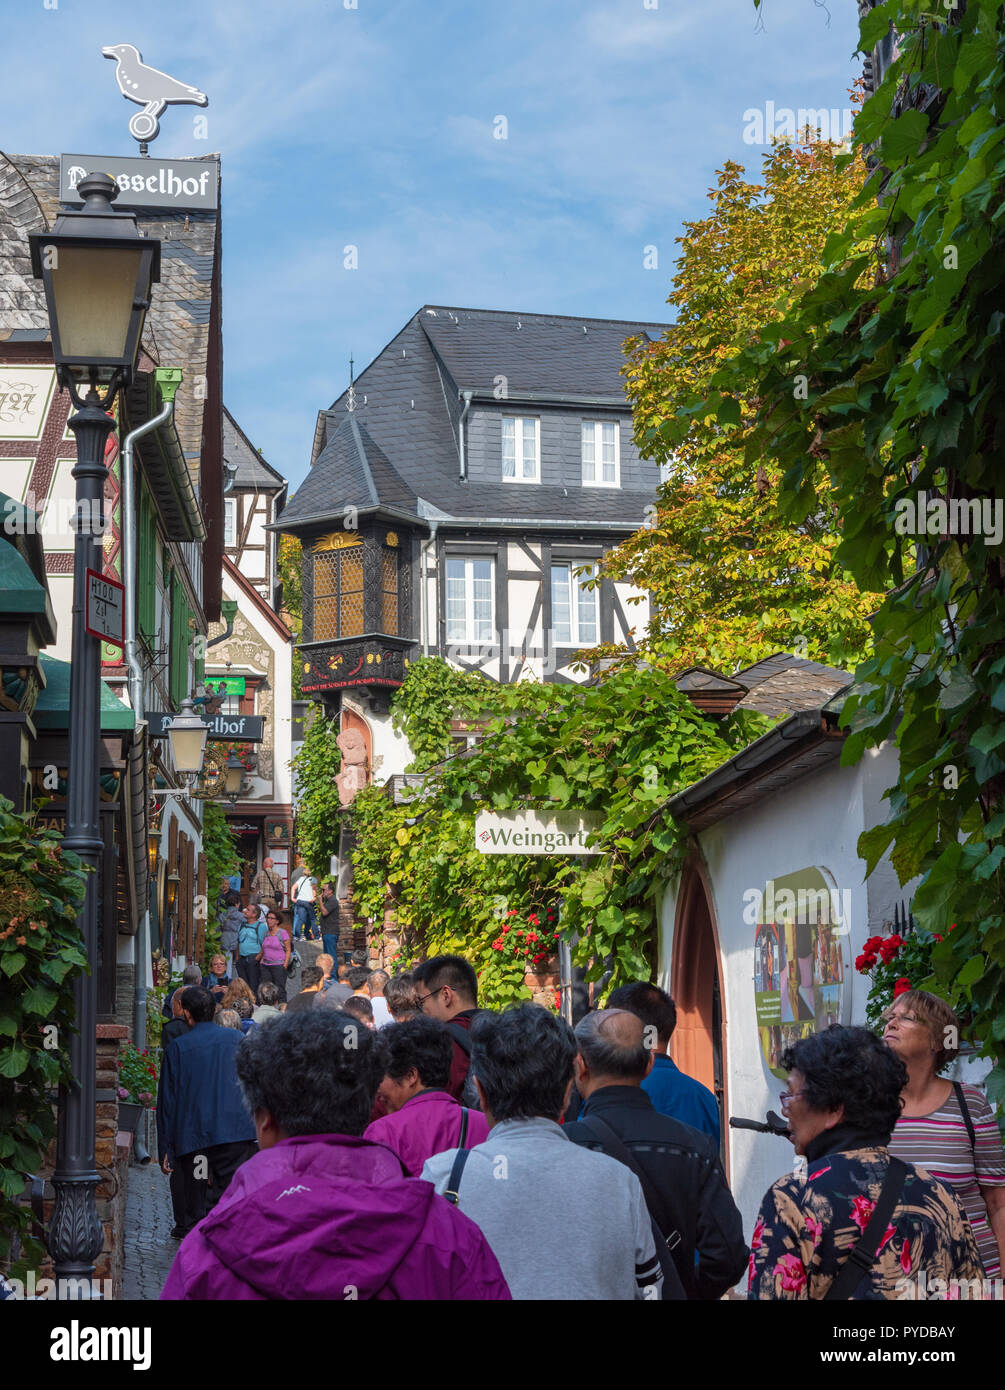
[445,556,495,645]
[501,416,540,484]
[223,497,237,546]
[581,420,620,488]
[551,562,600,647]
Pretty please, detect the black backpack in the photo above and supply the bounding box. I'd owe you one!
[446,1019,483,1110]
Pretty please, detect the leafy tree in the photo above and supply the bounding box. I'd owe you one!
[716,0,1005,1107]
[291,705,342,876]
[601,130,880,673]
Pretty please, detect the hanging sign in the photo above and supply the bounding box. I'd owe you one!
[85,569,125,646]
[475,810,604,856]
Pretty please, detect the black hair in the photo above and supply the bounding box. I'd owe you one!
[257,982,282,1006]
[300,966,323,989]
[605,982,677,1045]
[385,973,420,1019]
[232,997,253,1020]
[347,965,371,991]
[342,995,374,1025]
[236,1010,387,1136]
[781,1025,907,1137]
[413,954,478,1006]
[383,1017,452,1089]
[351,948,369,966]
[224,890,241,908]
[180,986,215,1023]
[470,1004,575,1122]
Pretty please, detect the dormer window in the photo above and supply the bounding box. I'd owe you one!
[582,421,619,487]
[502,416,539,483]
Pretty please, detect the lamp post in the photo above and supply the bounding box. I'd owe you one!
[29,172,160,1281]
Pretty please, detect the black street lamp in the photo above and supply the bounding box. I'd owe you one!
[29,172,160,1282]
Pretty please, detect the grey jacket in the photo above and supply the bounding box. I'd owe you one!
[421,1117,661,1300]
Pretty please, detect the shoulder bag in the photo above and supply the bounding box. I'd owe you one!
[823,1156,908,1300]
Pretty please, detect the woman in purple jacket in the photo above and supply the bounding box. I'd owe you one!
[160,1009,510,1301]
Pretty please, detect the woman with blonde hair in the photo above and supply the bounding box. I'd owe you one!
[884,987,1005,1277]
[222,977,255,1010]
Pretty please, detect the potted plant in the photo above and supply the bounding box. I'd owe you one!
[116,1042,159,1133]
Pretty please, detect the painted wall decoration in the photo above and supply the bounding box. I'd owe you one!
[0,367,56,440]
[753,866,848,1080]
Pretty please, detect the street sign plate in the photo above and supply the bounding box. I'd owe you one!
[475,810,604,856]
[145,711,264,742]
[85,569,125,646]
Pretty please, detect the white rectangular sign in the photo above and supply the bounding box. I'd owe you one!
[475,810,604,856]
[85,569,125,646]
[0,367,56,440]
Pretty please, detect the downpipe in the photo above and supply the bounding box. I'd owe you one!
[123,385,176,1052]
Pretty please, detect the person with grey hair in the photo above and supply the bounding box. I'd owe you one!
[161,1010,511,1300]
[421,1002,667,1300]
[564,1008,747,1300]
[215,1007,241,1030]
[368,970,392,1028]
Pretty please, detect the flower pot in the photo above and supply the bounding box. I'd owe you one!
[117,1102,144,1134]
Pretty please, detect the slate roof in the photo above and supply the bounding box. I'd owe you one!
[283,305,669,534]
[224,408,285,490]
[734,665,851,719]
[280,413,416,527]
[0,152,219,470]
[419,306,667,397]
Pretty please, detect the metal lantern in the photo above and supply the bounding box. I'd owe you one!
[223,752,244,799]
[28,172,160,392]
[166,697,209,777]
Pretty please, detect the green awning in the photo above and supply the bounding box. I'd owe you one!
[34,653,135,732]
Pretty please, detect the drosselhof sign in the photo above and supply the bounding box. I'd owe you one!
[145,711,263,743]
[475,810,604,856]
[59,154,219,209]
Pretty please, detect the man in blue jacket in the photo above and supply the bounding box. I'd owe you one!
[157,987,257,1237]
[606,982,721,1143]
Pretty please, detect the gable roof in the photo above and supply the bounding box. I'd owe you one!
[224,408,285,490]
[732,653,851,718]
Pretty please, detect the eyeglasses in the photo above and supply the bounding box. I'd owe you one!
[416,986,446,1009]
[779,1090,806,1111]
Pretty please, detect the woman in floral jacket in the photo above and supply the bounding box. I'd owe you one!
[748,1026,984,1300]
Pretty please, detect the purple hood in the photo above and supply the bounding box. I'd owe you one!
[160,1134,510,1301]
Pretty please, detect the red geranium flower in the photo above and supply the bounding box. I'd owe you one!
[893,977,912,998]
[855,953,877,973]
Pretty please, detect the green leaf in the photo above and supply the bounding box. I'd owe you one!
[955,955,985,990]
[0,952,26,977]
[880,110,929,166]
[21,984,57,1017]
[0,1048,30,1078]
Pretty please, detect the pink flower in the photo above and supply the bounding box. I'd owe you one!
[878,1223,898,1253]
[747,1251,757,1289]
[775,1254,806,1293]
[849,1196,876,1234]
[803,1214,823,1246]
[899,1238,912,1276]
[750,1215,765,1251]
[117,1086,129,1100]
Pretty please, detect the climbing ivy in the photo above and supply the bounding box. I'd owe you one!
[391,655,492,771]
[710,0,1005,1106]
[0,798,88,1275]
[291,705,342,876]
[201,801,239,970]
[350,665,742,1007]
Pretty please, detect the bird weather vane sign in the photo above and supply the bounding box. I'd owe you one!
[102,43,208,149]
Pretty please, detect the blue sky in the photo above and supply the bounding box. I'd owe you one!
[4,0,861,488]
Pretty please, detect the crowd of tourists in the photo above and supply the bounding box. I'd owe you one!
[154,929,1005,1301]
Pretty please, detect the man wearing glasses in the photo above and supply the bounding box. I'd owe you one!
[412,955,483,1103]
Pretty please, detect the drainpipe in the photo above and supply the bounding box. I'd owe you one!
[124,367,182,1051]
[457,390,473,482]
[421,520,440,656]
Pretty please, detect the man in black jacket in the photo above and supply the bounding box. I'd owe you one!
[565,1009,747,1300]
